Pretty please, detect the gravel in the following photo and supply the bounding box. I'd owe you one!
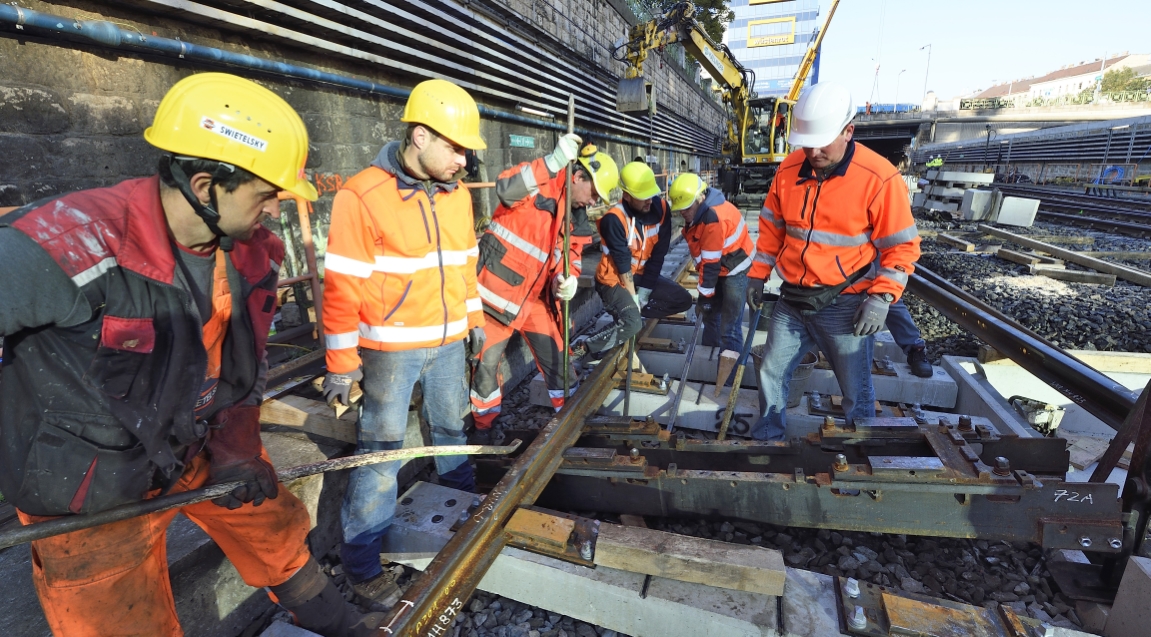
[909,218,1151,361]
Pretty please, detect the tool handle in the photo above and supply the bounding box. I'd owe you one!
[0,441,521,550]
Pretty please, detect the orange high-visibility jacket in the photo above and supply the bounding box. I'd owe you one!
[477,156,593,326]
[322,142,484,373]
[594,199,667,287]
[681,188,754,297]
[749,141,920,300]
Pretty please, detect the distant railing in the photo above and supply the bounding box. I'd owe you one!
[959,97,1015,110]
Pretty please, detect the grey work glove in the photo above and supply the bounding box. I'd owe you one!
[697,294,715,314]
[636,287,653,307]
[322,368,363,406]
[544,133,582,174]
[746,277,767,310]
[467,327,486,361]
[853,295,892,336]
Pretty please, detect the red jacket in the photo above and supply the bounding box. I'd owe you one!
[751,141,920,299]
[477,156,593,326]
[0,176,280,515]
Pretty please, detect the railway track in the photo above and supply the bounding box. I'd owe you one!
[997,185,1151,238]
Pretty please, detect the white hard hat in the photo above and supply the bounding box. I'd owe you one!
[787,82,856,149]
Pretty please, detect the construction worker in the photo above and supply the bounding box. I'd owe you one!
[320,79,486,607]
[668,172,755,391]
[0,73,381,636]
[573,161,692,359]
[747,81,921,441]
[470,138,620,443]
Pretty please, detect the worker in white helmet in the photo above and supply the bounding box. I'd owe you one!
[745,81,921,441]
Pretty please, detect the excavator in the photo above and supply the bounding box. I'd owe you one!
[615,0,840,201]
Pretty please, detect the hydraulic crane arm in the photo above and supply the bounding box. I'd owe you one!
[786,0,841,102]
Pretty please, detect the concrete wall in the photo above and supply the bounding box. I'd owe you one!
[0,0,723,279]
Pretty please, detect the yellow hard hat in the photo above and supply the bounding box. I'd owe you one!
[144,73,318,201]
[620,161,661,200]
[577,145,620,202]
[401,79,486,150]
[668,173,707,211]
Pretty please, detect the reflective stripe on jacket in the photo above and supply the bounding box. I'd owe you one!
[477,156,593,326]
[681,188,754,297]
[594,199,664,287]
[322,142,483,372]
[751,141,920,299]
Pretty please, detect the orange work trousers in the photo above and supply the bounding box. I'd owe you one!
[17,448,312,637]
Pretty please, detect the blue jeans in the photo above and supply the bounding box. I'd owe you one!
[753,292,875,441]
[702,272,747,352]
[340,342,470,582]
[885,299,925,353]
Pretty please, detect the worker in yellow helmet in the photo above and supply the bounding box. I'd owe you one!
[572,161,692,359]
[320,78,487,608]
[470,137,619,442]
[0,73,385,635]
[669,172,755,392]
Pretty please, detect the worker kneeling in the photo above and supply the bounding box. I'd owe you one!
[668,173,755,390]
[573,162,692,359]
[0,74,383,635]
[746,82,920,441]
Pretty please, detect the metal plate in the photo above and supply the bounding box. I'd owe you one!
[868,456,946,477]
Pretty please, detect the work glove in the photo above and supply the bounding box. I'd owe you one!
[552,273,579,302]
[206,405,279,509]
[746,277,767,310]
[544,133,583,174]
[636,287,653,308]
[853,294,892,337]
[466,327,486,361]
[322,367,363,407]
[697,294,714,314]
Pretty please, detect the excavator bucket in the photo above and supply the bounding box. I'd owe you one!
[617,77,654,114]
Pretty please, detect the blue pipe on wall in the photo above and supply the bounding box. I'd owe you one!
[0,4,694,154]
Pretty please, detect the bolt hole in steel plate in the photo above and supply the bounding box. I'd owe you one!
[401,497,414,505]
[445,499,457,507]
[431,515,444,524]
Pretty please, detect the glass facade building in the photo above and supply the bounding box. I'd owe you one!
[725,0,823,97]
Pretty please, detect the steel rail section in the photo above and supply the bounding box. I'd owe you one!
[380,338,627,636]
[909,265,1136,430]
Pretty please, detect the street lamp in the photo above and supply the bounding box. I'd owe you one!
[920,44,932,104]
[895,69,907,107]
[984,124,997,171]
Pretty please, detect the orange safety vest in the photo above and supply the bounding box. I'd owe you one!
[594,202,663,287]
[194,249,234,418]
[322,158,483,373]
[681,192,754,297]
[477,156,590,326]
[750,141,921,299]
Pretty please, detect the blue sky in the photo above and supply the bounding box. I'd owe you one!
[809,0,1151,104]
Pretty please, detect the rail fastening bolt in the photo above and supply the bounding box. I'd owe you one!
[1109,537,1123,550]
[579,540,593,560]
[630,448,640,460]
[834,453,849,472]
[843,577,860,598]
[993,457,1012,476]
[849,605,867,630]
[958,415,974,431]
[823,415,835,429]
[1079,536,1093,548]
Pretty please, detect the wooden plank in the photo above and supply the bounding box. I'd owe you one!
[1061,433,1112,471]
[260,395,357,444]
[505,509,575,550]
[619,514,648,528]
[995,248,1040,266]
[979,224,1151,287]
[1031,265,1116,286]
[592,522,786,596]
[1118,443,1136,470]
[938,233,976,252]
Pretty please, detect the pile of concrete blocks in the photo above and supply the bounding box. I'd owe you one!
[915,170,994,214]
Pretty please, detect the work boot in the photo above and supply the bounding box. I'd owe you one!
[907,346,933,378]
[269,556,389,637]
[350,569,403,612]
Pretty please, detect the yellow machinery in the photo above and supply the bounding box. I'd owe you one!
[615,0,840,198]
